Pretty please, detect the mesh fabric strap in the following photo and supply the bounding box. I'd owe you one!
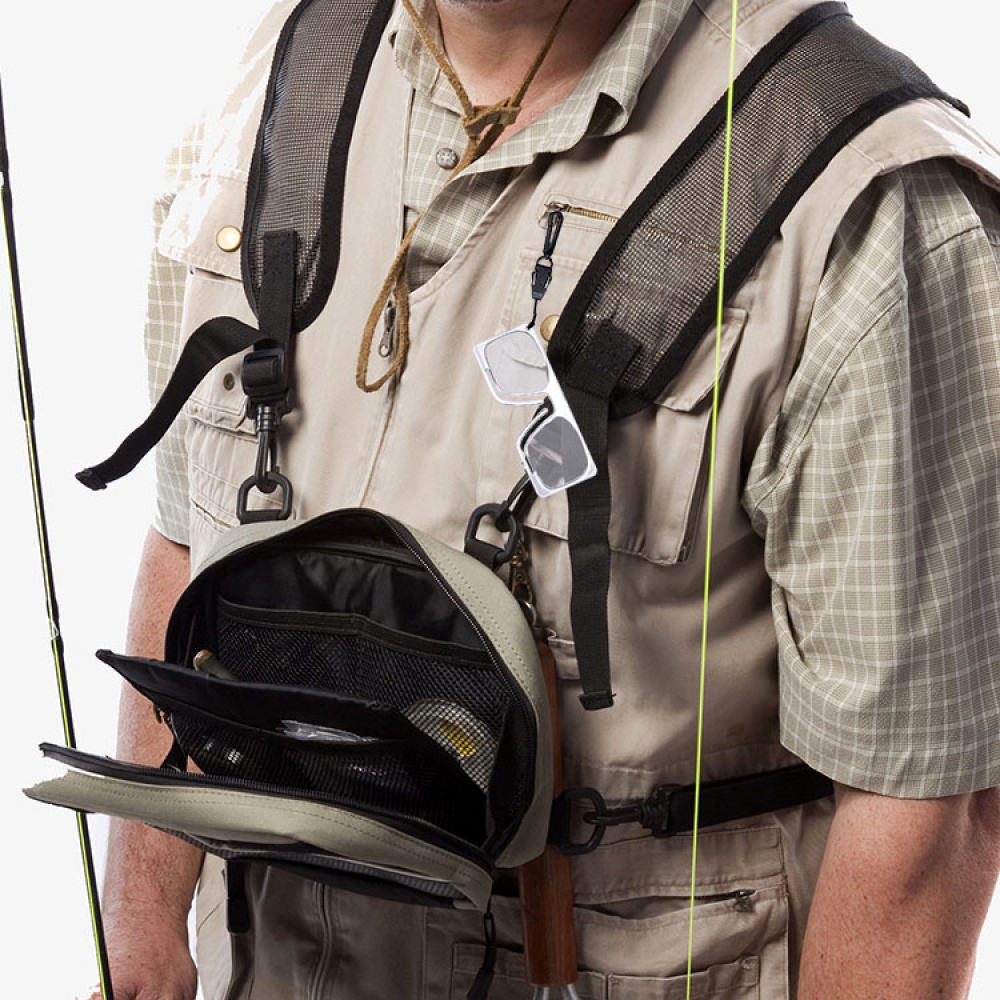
[555,2,964,708]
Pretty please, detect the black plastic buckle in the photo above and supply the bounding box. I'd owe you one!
[640,783,682,838]
[463,475,534,570]
[551,783,683,855]
[550,786,608,856]
[241,343,289,416]
[236,466,293,523]
[464,503,521,570]
[236,341,294,524]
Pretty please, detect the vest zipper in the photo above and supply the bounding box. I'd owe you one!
[545,200,621,225]
[691,888,757,912]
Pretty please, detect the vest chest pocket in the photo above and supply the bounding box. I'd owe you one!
[159,173,283,537]
[521,307,748,567]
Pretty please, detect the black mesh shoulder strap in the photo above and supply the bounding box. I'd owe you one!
[551,2,967,708]
[78,0,394,491]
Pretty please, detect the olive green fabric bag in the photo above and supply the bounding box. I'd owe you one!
[27,509,553,912]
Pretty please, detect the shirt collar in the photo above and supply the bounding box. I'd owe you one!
[388,0,695,171]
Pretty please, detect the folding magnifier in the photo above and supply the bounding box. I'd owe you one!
[474,325,597,498]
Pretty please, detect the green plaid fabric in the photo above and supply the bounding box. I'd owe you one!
[145,7,1000,798]
[145,122,204,545]
[744,160,1000,797]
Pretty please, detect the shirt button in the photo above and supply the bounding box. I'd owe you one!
[216,225,242,252]
[435,147,459,170]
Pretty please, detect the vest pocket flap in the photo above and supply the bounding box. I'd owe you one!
[159,173,248,281]
[519,309,749,567]
[657,307,747,412]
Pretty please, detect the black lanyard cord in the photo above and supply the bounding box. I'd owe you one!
[1,74,114,1000]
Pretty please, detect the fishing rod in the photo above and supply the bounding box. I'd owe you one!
[1,73,114,1000]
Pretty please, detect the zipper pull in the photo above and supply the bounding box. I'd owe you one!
[509,539,536,616]
[378,297,397,358]
[530,209,564,326]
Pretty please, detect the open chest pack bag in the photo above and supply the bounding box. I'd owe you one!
[28,0,964,930]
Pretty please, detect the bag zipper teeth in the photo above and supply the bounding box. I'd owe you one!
[545,200,620,224]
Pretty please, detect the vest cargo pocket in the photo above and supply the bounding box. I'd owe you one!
[438,898,776,999]
[608,956,760,999]
[521,307,748,567]
[159,172,271,539]
[449,942,606,998]
[184,341,275,536]
[423,822,789,998]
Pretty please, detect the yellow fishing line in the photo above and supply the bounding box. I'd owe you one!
[686,0,740,994]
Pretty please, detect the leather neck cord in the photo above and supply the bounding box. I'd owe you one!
[356,0,575,392]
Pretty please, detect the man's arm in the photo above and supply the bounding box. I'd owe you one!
[798,783,1000,999]
[102,527,201,1000]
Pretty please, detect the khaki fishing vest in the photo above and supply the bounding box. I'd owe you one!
[156,0,1000,996]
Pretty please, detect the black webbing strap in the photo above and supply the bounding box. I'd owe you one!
[77,231,297,494]
[554,763,834,855]
[561,325,638,709]
[550,4,965,710]
[256,228,296,355]
[76,315,259,490]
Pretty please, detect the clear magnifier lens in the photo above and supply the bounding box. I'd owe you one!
[521,414,592,494]
[483,328,549,397]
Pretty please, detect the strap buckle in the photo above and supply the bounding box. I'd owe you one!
[551,783,682,855]
[241,342,290,417]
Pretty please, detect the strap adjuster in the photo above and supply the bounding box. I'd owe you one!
[241,342,290,417]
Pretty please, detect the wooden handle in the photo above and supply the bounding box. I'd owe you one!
[518,639,578,988]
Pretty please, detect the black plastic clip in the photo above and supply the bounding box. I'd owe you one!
[551,783,683,855]
[465,502,521,570]
[550,786,607,856]
[530,257,554,302]
[463,475,535,570]
[241,342,290,416]
[529,209,564,326]
[236,342,294,524]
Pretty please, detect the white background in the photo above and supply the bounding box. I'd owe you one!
[1,2,998,997]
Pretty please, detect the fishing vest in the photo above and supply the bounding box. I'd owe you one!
[28,0,1000,994]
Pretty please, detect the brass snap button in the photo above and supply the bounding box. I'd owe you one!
[539,314,560,342]
[216,225,242,253]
